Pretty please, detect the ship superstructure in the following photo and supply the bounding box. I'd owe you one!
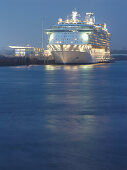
[46,10,111,64]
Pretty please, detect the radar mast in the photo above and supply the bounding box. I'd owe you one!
[85,12,95,25]
[71,10,80,22]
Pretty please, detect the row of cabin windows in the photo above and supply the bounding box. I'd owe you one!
[52,41,86,44]
[54,38,79,41]
[55,35,79,38]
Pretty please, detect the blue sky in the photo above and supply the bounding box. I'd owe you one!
[0,0,127,49]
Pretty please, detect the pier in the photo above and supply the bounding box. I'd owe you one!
[0,56,56,66]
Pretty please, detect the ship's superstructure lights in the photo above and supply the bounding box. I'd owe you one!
[58,18,63,24]
[49,33,54,42]
[72,10,80,22]
[85,13,95,25]
[104,23,108,31]
[66,19,70,23]
[81,33,89,42]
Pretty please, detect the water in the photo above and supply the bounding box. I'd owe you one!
[0,61,127,170]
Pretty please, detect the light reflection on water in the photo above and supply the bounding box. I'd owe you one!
[45,114,98,138]
[0,61,127,170]
[45,63,111,71]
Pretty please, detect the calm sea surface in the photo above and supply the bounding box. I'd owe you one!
[0,61,127,170]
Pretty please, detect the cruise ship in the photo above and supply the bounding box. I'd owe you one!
[46,10,111,64]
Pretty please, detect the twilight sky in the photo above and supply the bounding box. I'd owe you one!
[0,0,127,49]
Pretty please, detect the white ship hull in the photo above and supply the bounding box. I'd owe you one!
[52,50,111,64]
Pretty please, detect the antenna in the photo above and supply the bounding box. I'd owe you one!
[42,18,44,49]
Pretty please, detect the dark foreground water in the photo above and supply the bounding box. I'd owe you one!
[0,61,127,170]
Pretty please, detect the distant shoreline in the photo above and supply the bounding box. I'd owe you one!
[111,54,127,61]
